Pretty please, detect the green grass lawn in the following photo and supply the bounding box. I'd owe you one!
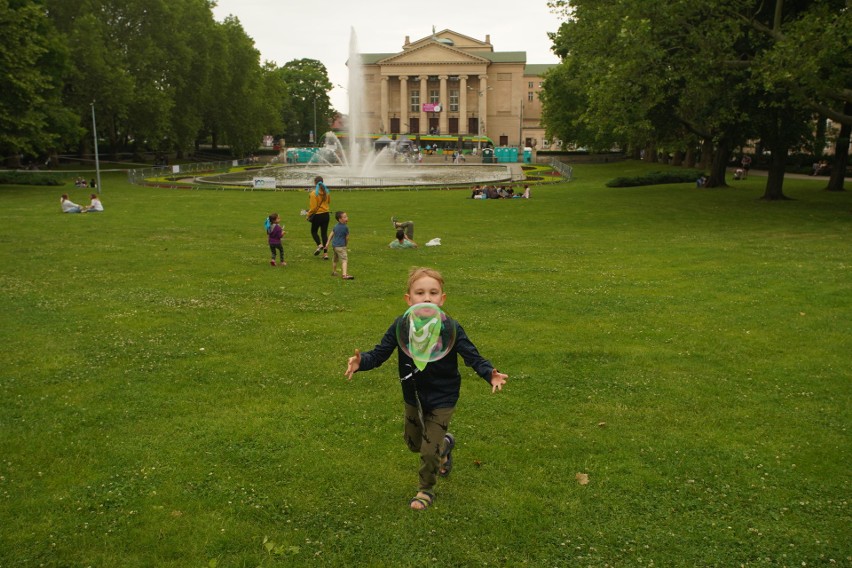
[1,162,849,567]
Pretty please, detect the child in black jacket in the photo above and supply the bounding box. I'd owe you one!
[344,267,508,510]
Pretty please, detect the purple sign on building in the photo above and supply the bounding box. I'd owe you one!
[422,103,442,112]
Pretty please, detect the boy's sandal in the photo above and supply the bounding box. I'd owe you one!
[409,491,434,510]
[439,433,455,477]
[342,275,355,280]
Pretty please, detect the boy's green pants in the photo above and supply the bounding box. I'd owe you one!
[403,403,455,492]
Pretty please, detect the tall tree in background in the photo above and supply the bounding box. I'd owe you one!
[0,0,79,167]
[276,59,333,145]
[41,0,288,160]
[163,0,218,158]
[205,16,283,156]
[746,2,851,191]
[544,0,850,199]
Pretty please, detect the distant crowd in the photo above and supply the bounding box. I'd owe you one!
[470,184,530,199]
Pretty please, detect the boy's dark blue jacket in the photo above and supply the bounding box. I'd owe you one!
[357,316,494,410]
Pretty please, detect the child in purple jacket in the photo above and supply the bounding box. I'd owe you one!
[267,213,286,266]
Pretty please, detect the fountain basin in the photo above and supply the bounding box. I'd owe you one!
[197,163,513,188]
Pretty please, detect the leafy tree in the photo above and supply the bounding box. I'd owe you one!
[154,0,218,157]
[544,0,850,199]
[745,1,851,191]
[0,0,79,166]
[206,16,283,157]
[47,0,179,158]
[276,59,333,145]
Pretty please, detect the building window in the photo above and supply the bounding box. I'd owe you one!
[528,92,534,102]
[410,90,419,113]
[528,81,534,89]
[449,89,459,112]
[429,89,440,104]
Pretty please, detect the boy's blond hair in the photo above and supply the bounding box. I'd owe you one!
[407,267,444,293]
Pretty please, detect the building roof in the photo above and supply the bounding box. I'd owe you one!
[360,53,397,65]
[482,51,527,63]
[525,64,558,76]
[357,30,537,66]
[360,50,529,65]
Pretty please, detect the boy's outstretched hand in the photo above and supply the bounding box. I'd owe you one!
[489,369,508,393]
[345,349,361,381]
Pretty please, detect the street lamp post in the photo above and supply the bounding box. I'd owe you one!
[90,102,102,194]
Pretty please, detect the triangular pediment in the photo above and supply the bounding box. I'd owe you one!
[406,29,493,52]
[378,42,489,66]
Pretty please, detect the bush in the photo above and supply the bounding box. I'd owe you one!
[0,171,65,186]
[606,169,704,187]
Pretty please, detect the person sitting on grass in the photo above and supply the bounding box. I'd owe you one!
[60,194,82,213]
[82,194,104,212]
[389,229,417,249]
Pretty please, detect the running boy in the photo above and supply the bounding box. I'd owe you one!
[330,210,353,280]
[267,213,286,266]
[344,267,508,510]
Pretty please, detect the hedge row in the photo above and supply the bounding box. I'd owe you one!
[606,170,705,187]
[0,171,65,186]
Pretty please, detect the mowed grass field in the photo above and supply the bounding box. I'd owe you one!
[0,162,849,567]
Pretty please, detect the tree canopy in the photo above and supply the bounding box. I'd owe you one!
[542,0,851,196]
[0,0,335,164]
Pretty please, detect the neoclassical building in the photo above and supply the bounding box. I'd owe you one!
[356,29,556,149]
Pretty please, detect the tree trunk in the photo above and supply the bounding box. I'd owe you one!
[672,150,684,166]
[706,138,730,188]
[684,146,696,168]
[630,145,642,160]
[644,142,657,163]
[760,144,791,200]
[107,117,120,161]
[813,115,827,159]
[826,102,850,192]
[5,154,23,168]
[699,139,713,169]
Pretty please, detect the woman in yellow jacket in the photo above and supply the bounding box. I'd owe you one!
[307,176,331,259]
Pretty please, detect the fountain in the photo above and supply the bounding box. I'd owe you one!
[197,28,512,189]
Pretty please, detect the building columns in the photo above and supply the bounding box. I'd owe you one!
[399,75,408,134]
[478,75,488,140]
[378,73,490,137]
[438,75,448,135]
[459,75,468,134]
[419,75,428,134]
[380,77,388,134]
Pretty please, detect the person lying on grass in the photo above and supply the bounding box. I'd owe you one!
[344,267,508,510]
[389,229,417,249]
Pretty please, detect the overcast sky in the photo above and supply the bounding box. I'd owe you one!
[210,0,564,113]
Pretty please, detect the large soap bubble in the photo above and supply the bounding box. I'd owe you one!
[396,303,457,370]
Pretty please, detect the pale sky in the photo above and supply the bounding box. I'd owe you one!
[210,0,564,113]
